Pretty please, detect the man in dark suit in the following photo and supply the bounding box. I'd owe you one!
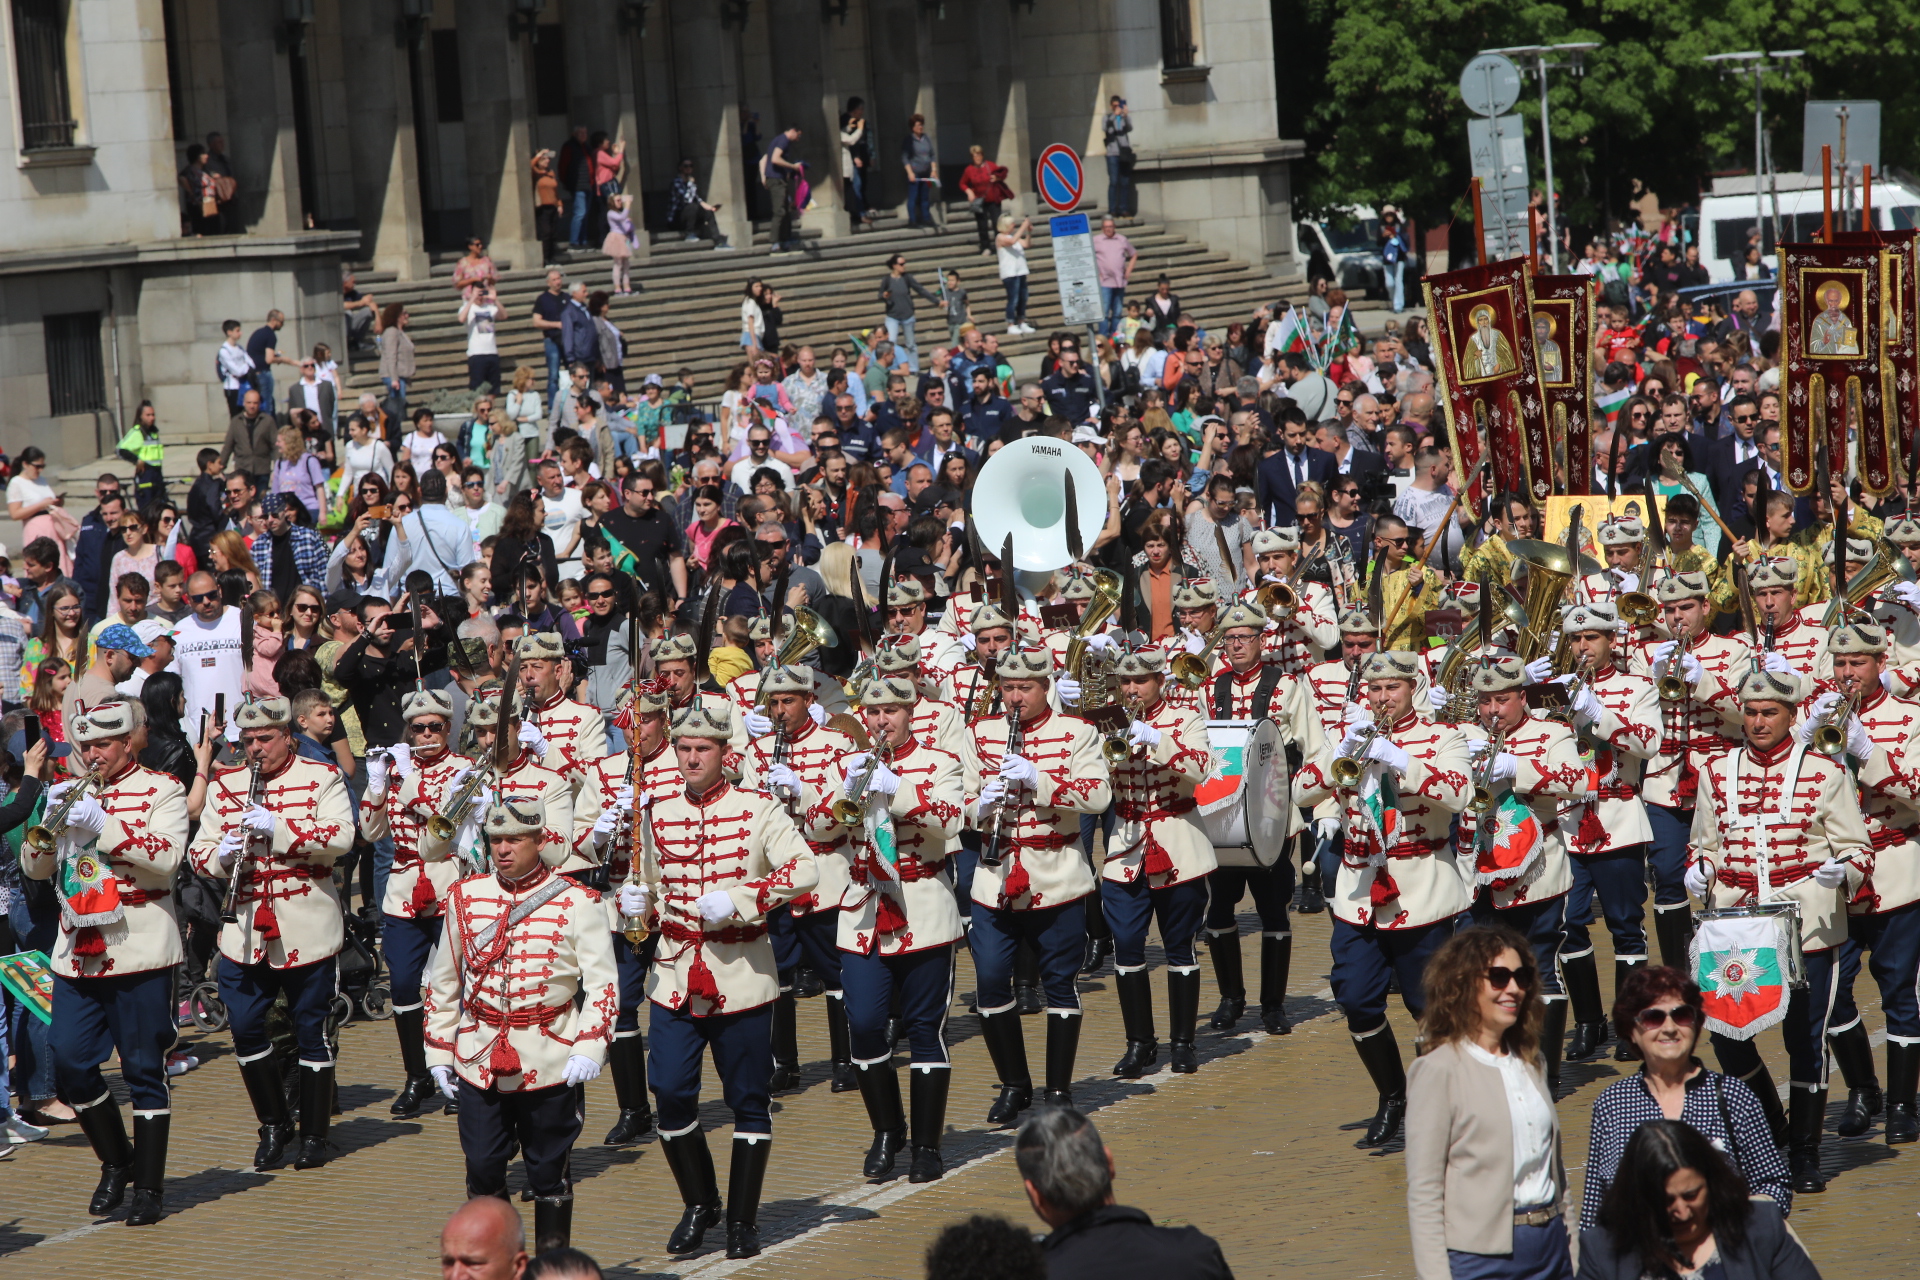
[1312,422,1389,496]
[1705,393,1764,511]
[1255,416,1336,528]
[281,357,336,428]
[912,407,980,477]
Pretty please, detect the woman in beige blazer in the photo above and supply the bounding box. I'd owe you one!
[1406,924,1573,1280]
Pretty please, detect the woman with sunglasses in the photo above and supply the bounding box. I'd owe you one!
[1406,925,1573,1280]
[108,509,163,606]
[283,584,326,651]
[1580,966,1790,1231]
[341,413,395,496]
[145,502,195,579]
[7,446,76,574]
[207,530,262,593]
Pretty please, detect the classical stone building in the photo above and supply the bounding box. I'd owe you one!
[0,0,1298,463]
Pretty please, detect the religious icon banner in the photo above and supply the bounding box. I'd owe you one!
[1779,240,1896,496]
[1424,259,1553,507]
[1525,273,1597,495]
[1835,229,1919,489]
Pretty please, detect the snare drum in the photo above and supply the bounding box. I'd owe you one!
[1196,719,1290,868]
[1691,902,1807,1041]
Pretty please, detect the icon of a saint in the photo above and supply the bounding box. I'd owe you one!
[1461,303,1518,380]
[1533,313,1565,384]
[1808,281,1860,356]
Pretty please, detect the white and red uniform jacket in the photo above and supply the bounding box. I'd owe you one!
[361,749,471,918]
[835,741,966,956]
[1257,581,1338,676]
[1848,689,1920,916]
[737,719,860,918]
[524,688,608,787]
[1459,715,1586,909]
[1102,696,1216,889]
[1767,610,1830,681]
[962,707,1112,911]
[581,739,683,931]
[1629,632,1753,809]
[1561,666,1660,858]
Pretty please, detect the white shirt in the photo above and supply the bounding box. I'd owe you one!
[729,454,795,495]
[218,341,255,391]
[405,430,446,474]
[384,502,479,596]
[1463,1041,1559,1209]
[541,485,586,577]
[463,302,500,358]
[996,236,1030,280]
[173,606,245,744]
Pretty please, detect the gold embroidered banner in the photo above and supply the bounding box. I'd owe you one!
[1424,259,1553,507]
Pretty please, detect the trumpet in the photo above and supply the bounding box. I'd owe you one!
[1616,577,1659,628]
[427,764,493,841]
[833,742,894,826]
[1810,682,1862,756]
[1657,630,1696,702]
[1256,576,1297,617]
[1330,723,1381,788]
[1170,619,1231,689]
[25,767,104,851]
[1470,726,1509,813]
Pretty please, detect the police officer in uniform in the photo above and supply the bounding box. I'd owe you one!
[23,700,188,1225]
[424,796,618,1255]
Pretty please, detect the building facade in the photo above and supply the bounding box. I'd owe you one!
[1,0,1298,463]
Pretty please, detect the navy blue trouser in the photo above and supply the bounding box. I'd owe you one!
[1830,902,1920,1040]
[1101,875,1208,969]
[1563,847,1650,962]
[1204,861,1294,934]
[52,967,176,1113]
[769,904,844,990]
[612,929,655,1036]
[456,1078,579,1199]
[648,1001,774,1134]
[218,954,336,1062]
[971,901,1086,1013]
[1471,892,1566,997]
[840,944,955,1063]
[1713,947,1837,1087]
[1446,1215,1574,1279]
[953,837,979,922]
[382,912,443,1009]
[1646,803,1693,908]
[1330,913,1465,1034]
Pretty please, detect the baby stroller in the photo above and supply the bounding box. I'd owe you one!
[187,895,391,1032]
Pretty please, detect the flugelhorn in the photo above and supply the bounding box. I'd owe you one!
[25,767,103,851]
[1170,619,1231,689]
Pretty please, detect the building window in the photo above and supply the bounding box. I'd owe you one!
[43,311,105,417]
[431,29,463,124]
[531,24,567,117]
[11,0,77,150]
[1159,0,1198,70]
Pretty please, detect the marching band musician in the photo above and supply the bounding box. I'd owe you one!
[1746,550,1837,679]
[873,634,969,757]
[1630,571,1752,967]
[1805,623,1920,1146]
[737,664,864,1093]
[1863,517,1920,666]
[730,613,853,716]
[1204,599,1324,1031]
[423,797,619,1256]
[1306,608,1383,738]
[1686,667,1871,1194]
[954,601,1021,725]
[1293,650,1472,1149]
[1164,579,1225,708]
[1793,535,1882,663]
[1247,527,1338,675]
[1541,603,1661,1063]
[832,675,966,1183]
[446,697,575,871]
[517,631,608,793]
[1103,645,1217,1076]
[962,645,1112,1125]
[1460,653,1587,1091]
[359,689,470,1119]
[1592,513,1648,611]
[22,700,188,1226]
[886,579,966,694]
[651,633,747,750]
[638,704,816,1261]
[578,677,681,1146]
[189,696,355,1173]
[1037,573,1096,670]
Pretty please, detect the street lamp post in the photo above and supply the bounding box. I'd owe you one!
[1704,50,1803,255]
[1484,42,1599,273]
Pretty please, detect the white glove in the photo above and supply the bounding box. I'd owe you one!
[518,721,550,757]
[591,804,623,845]
[614,783,637,809]
[1128,720,1162,750]
[1056,675,1083,707]
[1428,684,1451,713]
[1892,581,1920,611]
[977,778,1007,810]
[1677,652,1705,684]
[64,795,106,839]
[1615,571,1641,593]
[808,703,828,726]
[1651,640,1679,666]
[1181,628,1207,655]
[243,806,276,835]
[618,882,650,918]
[1084,633,1118,654]
[1684,862,1712,898]
[696,889,737,922]
[562,1055,601,1087]
[1262,572,1284,585]
[1761,650,1793,674]
[1568,684,1603,727]
[1339,724,1377,755]
[1848,716,1874,761]
[444,767,474,796]
[766,763,802,795]
[958,631,977,652]
[430,1065,458,1100]
[999,753,1039,785]
[45,779,76,804]
[214,829,244,873]
[1344,704,1374,728]
[1524,657,1556,685]
[386,742,414,780]
[865,762,902,796]
[1364,737,1410,773]
[1315,816,1342,840]
[1484,752,1519,786]
[1813,860,1851,890]
[743,708,774,736]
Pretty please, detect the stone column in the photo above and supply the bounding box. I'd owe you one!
[339,0,430,279]
[670,2,752,250]
[216,0,306,235]
[864,0,932,216]
[564,0,649,260]
[457,0,541,274]
[766,0,847,240]
[966,0,1030,221]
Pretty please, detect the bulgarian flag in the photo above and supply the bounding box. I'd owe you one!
[1597,383,1633,429]
[1691,914,1793,1040]
[1266,305,1311,360]
[1322,304,1360,371]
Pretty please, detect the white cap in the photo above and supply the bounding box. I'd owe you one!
[132,618,173,646]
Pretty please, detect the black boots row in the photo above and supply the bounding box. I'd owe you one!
[1205,933,1292,1035]
[1111,968,1203,1077]
[240,1055,332,1172]
[854,1062,950,1182]
[76,1097,167,1226]
[660,1130,772,1259]
[1563,955,1646,1063]
[979,1008,1081,1126]
[769,991,858,1093]
[1827,1022,1920,1145]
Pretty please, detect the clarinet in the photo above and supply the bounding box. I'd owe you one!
[218,759,267,925]
[980,707,1022,869]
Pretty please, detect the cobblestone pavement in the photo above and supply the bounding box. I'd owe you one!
[1,907,1913,1279]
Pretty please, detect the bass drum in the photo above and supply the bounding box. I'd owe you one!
[1196,719,1290,867]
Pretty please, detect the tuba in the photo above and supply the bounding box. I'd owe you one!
[1504,539,1602,664]
[755,607,838,707]
[1821,541,1904,627]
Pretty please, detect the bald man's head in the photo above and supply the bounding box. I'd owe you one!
[440,1196,526,1280]
[187,570,223,621]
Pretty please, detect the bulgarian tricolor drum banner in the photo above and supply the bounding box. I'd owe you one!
[1425,259,1554,507]
[1690,910,1804,1040]
[1778,240,1898,496]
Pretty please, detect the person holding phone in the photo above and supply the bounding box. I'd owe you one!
[170,571,245,745]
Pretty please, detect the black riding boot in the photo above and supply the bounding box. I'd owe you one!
[769,992,801,1091]
[1353,1026,1407,1148]
[1828,1021,1884,1137]
[827,994,859,1092]
[1561,953,1609,1061]
[659,1128,723,1254]
[1081,893,1113,975]
[1205,930,1245,1030]
[979,1009,1032,1125]
[1110,969,1158,1077]
[1014,942,1044,1015]
[1259,934,1292,1034]
[390,1007,434,1116]
[125,1113,169,1226]
[1788,1087,1829,1193]
[908,1065,950,1183]
[603,1035,655,1144]
[1167,967,1202,1073]
[1295,859,1326,914]
[1652,905,1693,970]
[855,1061,907,1179]
[76,1096,133,1216]
[533,1196,574,1253]
[1613,959,1645,1059]
[1041,1011,1082,1107]
[293,1064,333,1168]
[1540,999,1567,1097]
[239,1054,296,1169]
[725,1136,772,1258]
[1885,1041,1920,1145]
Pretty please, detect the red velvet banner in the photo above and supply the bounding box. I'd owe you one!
[1526,273,1597,494]
[1835,229,1919,491]
[1423,259,1553,507]
[1779,240,1894,495]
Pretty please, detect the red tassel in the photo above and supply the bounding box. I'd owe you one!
[1677,758,1700,804]
[72,926,106,956]
[1370,869,1401,909]
[686,949,722,1005]
[408,868,438,916]
[1577,805,1608,853]
[489,1035,522,1079]
[1141,840,1174,878]
[875,893,909,935]
[253,899,281,940]
[1001,857,1031,902]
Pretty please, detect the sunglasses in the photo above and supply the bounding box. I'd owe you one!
[586,589,617,601]
[1336,398,1355,407]
[464,480,484,489]
[292,602,319,613]
[634,487,655,496]
[407,721,450,735]
[1485,964,1537,990]
[189,591,221,604]
[1634,1004,1700,1030]
[118,524,142,534]
[1732,413,1759,424]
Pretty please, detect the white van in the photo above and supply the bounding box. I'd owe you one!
[1295,206,1419,298]
[1698,172,1920,284]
